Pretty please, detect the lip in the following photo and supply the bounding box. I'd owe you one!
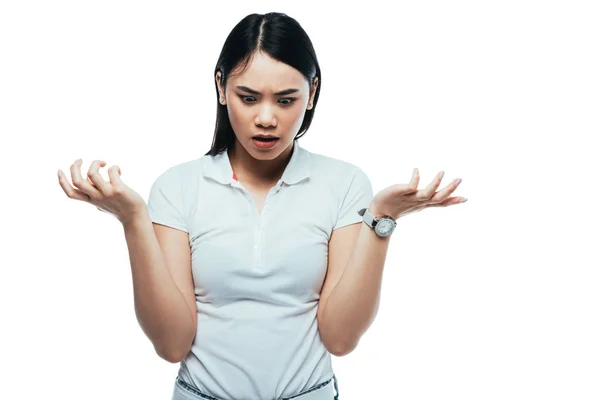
[252,137,279,149]
[252,135,279,139]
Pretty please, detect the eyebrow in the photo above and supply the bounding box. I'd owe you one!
[236,86,300,96]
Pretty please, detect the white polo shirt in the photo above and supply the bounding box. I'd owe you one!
[147,139,373,399]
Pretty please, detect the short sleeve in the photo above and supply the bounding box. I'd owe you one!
[147,166,188,233]
[333,167,374,230]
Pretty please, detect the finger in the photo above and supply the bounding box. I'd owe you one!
[423,171,446,199]
[88,170,119,188]
[411,170,443,201]
[107,165,122,186]
[87,160,112,195]
[393,168,422,197]
[430,178,462,203]
[70,159,102,198]
[408,168,420,191]
[426,196,466,207]
[58,169,91,202]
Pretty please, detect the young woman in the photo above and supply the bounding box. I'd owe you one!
[58,11,466,400]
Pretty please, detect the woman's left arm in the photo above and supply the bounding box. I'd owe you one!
[319,169,467,355]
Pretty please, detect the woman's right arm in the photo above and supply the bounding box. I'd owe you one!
[122,208,197,363]
[58,159,196,362]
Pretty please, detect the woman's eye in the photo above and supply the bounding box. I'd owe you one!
[238,96,296,106]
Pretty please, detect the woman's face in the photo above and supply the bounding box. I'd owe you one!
[216,51,318,160]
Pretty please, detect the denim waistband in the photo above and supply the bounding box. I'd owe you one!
[173,374,340,400]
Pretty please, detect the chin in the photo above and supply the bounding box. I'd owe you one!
[249,146,283,159]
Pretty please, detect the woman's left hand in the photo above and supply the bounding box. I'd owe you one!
[369,168,467,220]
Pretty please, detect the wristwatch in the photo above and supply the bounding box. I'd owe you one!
[357,207,397,238]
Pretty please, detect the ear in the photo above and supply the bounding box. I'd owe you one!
[307,77,319,110]
[216,71,226,105]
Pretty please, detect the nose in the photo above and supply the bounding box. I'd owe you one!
[255,103,277,128]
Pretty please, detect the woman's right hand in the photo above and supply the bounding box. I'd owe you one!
[58,159,147,226]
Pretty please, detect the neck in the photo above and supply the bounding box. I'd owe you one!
[228,137,294,187]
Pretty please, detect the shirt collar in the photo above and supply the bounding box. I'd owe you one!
[202,139,311,186]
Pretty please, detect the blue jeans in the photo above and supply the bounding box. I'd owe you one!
[171,374,340,400]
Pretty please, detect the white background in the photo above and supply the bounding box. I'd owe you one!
[1,0,599,399]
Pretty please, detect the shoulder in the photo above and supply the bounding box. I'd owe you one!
[147,157,207,215]
[307,148,368,184]
[152,157,205,185]
[308,148,363,173]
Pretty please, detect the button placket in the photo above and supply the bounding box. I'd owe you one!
[253,218,263,269]
[254,225,261,249]
[252,182,281,270]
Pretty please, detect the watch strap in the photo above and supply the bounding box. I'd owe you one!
[357,207,376,228]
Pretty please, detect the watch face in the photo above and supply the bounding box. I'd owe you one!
[376,219,395,236]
